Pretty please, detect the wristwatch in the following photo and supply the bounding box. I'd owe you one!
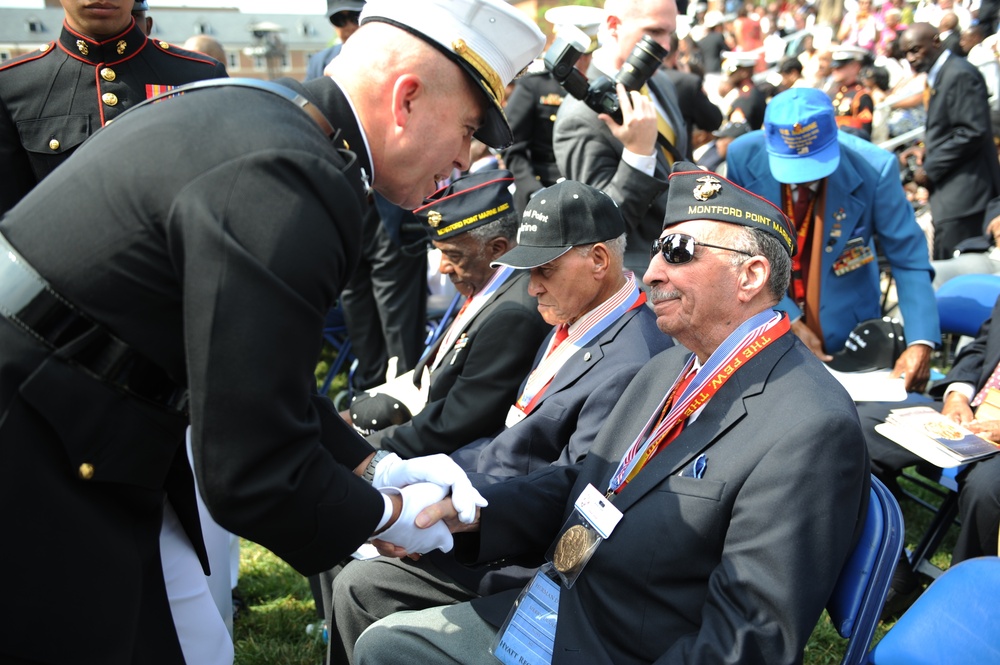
[362,449,392,484]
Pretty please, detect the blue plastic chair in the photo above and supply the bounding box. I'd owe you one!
[866,556,1000,664]
[319,305,356,398]
[935,273,1000,338]
[897,275,1000,577]
[827,476,905,665]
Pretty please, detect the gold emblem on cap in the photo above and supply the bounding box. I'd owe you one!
[100,67,116,82]
[116,40,127,55]
[427,210,443,229]
[451,38,505,107]
[48,139,60,151]
[102,92,119,107]
[693,175,723,202]
[77,40,89,55]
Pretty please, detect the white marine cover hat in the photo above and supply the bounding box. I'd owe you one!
[360,0,545,149]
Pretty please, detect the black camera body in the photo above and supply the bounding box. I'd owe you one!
[543,34,668,125]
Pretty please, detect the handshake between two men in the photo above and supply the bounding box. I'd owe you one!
[366,452,484,555]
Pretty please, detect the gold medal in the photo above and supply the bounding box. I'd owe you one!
[553,524,594,574]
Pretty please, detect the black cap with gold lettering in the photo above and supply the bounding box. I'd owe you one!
[413,170,515,241]
[664,161,796,257]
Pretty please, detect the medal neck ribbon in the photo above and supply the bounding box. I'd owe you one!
[430,265,515,372]
[516,271,645,414]
[607,309,790,495]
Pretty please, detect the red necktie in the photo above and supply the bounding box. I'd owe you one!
[546,324,569,357]
[793,185,813,229]
[649,367,699,455]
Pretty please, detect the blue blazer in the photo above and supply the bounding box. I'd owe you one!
[726,130,940,353]
[452,303,672,482]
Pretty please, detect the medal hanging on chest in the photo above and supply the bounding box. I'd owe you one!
[544,484,623,588]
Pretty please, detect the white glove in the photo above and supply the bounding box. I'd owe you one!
[372,452,488,524]
[374,483,453,554]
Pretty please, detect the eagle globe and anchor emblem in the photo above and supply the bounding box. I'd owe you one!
[693,175,722,201]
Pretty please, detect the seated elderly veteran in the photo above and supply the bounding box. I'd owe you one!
[330,180,672,663]
[344,169,549,458]
[353,163,870,665]
[855,294,1000,614]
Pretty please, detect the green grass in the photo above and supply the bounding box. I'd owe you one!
[234,541,325,665]
[233,469,958,665]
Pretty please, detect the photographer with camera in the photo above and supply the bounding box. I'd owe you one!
[551,0,686,274]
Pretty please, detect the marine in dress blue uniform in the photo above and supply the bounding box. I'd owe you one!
[0,16,227,214]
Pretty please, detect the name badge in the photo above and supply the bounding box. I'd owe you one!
[491,566,560,665]
[505,404,527,429]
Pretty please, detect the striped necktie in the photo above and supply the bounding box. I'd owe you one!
[640,83,676,166]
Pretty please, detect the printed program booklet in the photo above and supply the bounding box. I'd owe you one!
[879,406,1000,466]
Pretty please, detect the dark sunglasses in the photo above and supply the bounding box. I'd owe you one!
[651,233,754,264]
[331,10,361,27]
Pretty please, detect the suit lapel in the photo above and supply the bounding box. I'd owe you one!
[608,334,791,514]
[420,271,524,381]
[531,307,637,406]
[928,54,955,115]
[820,147,865,269]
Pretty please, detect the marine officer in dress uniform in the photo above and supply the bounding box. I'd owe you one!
[828,45,875,140]
[719,49,767,129]
[0,0,228,215]
[0,1,545,663]
[503,5,604,214]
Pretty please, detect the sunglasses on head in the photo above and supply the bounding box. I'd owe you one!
[332,10,361,27]
[651,233,754,264]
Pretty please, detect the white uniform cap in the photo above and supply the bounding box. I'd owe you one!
[360,0,545,149]
[703,10,725,29]
[544,5,604,54]
[721,49,761,73]
[830,45,870,64]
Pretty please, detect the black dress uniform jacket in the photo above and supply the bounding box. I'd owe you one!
[0,18,227,214]
[0,76,383,664]
[368,270,549,458]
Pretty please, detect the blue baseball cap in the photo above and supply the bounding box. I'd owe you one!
[764,88,840,184]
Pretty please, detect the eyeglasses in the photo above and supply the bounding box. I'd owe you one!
[651,233,754,264]
[331,10,361,28]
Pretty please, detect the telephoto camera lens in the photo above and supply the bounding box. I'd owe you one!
[615,35,669,91]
